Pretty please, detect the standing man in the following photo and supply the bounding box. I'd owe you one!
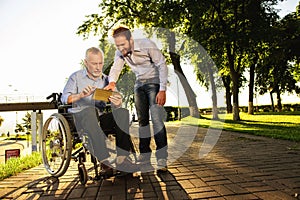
[61,47,137,175]
[105,26,168,172]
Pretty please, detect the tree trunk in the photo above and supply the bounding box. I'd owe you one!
[207,64,219,120]
[248,68,254,114]
[232,72,240,121]
[226,43,240,121]
[172,55,200,118]
[248,55,257,114]
[276,90,282,111]
[222,76,232,113]
[270,91,275,112]
[168,32,200,118]
[248,102,253,114]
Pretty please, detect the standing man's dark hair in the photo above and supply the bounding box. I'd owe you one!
[112,26,132,41]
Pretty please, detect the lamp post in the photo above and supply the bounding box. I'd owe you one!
[175,74,181,121]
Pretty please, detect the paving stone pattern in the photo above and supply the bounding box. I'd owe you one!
[0,122,299,199]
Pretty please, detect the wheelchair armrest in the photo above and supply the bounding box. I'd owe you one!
[58,104,72,108]
[58,104,72,113]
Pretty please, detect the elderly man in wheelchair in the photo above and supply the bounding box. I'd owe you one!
[41,47,138,184]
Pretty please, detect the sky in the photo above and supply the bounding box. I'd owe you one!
[0,0,101,101]
[0,0,299,133]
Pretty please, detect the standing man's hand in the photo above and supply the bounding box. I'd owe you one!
[156,91,166,106]
[104,82,116,91]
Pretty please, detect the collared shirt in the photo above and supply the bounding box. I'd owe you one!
[109,38,168,91]
[61,68,108,113]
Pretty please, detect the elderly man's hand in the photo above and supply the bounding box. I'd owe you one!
[109,93,122,107]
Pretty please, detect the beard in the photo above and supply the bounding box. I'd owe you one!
[122,43,133,57]
[88,70,102,79]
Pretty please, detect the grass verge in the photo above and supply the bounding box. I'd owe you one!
[0,152,42,181]
[181,111,300,142]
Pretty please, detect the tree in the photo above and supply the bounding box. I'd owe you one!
[15,123,25,133]
[256,10,300,110]
[22,112,31,133]
[185,0,282,119]
[15,112,32,134]
[160,29,201,118]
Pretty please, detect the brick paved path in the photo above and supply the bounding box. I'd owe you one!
[0,122,299,199]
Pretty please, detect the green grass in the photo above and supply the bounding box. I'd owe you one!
[179,111,300,142]
[0,152,42,181]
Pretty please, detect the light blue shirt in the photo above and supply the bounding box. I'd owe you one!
[61,68,108,113]
[109,38,168,91]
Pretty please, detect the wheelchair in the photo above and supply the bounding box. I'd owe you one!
[41,93,137,185]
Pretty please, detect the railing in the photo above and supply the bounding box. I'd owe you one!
[0,95,47,103]
[0,93,60,152]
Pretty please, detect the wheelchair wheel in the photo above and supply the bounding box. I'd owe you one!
[78,163,88,185]
[41,113,72,177]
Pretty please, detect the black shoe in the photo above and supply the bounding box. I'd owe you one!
[157,158,168,173]
[100,162,114,178]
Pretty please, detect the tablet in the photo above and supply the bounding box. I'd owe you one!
[92,88,119,102]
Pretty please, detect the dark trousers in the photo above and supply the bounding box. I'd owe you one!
[74,107,131,161]
[134,83,168,160]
